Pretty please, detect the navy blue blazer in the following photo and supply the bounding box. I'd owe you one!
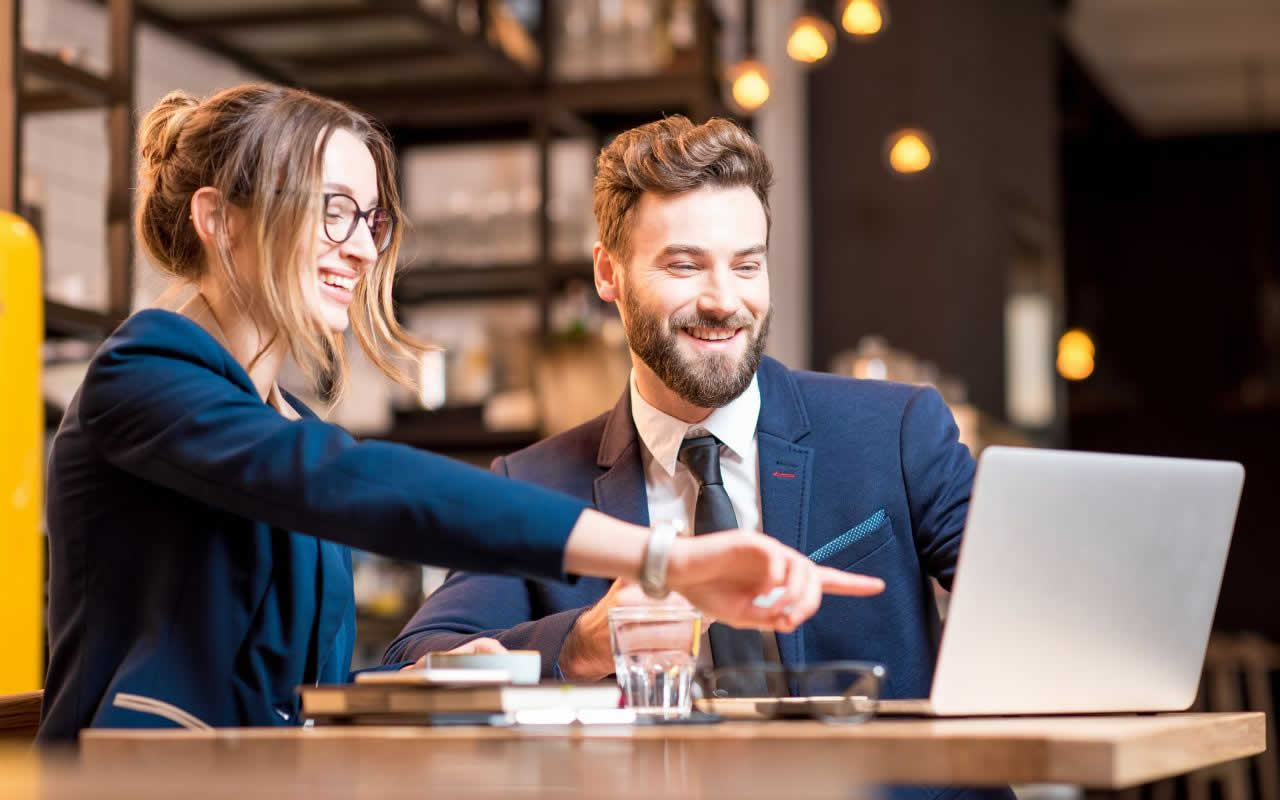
[385,356,970,698]
[40,310,588,742]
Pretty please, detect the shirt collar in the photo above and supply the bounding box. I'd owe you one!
[629,370,761,478]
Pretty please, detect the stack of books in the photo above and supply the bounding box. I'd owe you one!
[300,667,623,726]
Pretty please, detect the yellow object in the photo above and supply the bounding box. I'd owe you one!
[886,129,934,174]
[839,0,887,38]
[729,60,771,112]
[787,15,835,65]
[1057,329,1096,381]
[0,212,44,692]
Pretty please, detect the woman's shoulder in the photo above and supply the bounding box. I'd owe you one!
[107,308,221,356]
[85,309,257,399]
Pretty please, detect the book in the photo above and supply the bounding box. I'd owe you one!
[300,683,622,719]
[354,667,513,687]
[0,690,43,740]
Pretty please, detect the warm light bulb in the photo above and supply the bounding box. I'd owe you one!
[838,0,887,38]
[1057,329,1096,381]
[885,129,934,174]
[787,14,836,65]
[729,60,771,112]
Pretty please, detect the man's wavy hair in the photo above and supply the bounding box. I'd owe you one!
[592,115,774,264]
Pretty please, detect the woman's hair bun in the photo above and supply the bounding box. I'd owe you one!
[138,90,199,177]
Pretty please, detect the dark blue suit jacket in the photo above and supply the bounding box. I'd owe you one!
[384,358,1019,799]
[40,310,588,742]
[385,356,970,700]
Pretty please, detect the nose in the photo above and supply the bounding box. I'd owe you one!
[339,216,379,267]
[696,264,741,319]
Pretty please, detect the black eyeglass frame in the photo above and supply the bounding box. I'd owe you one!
[321,192,396,254]
[693,660,887,723]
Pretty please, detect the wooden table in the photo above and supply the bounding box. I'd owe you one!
[0,712,1265,799]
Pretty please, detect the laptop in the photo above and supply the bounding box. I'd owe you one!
[878,446,1244,717]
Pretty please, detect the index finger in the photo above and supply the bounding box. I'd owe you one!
[817,567,885,596]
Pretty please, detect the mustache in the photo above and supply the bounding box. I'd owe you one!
[668,312,756,331]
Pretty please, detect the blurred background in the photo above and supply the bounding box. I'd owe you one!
[3,1,1278,791]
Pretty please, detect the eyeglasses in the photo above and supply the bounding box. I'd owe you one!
[693,661,885,724]
[322,192,395,253]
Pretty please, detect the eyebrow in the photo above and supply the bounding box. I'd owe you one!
[323,182,379,208]
[656,244,767,259]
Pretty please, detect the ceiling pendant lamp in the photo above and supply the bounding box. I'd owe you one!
[836,0,888,40]
[727,0,771,112]
[884,128,935,175]
[786,7,836,66]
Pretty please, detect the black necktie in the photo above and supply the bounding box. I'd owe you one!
[678,435,769,689]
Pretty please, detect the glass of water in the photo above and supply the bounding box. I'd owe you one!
[607,606,702,719]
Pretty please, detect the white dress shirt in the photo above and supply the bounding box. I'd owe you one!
[629,371,763,538]
[629,371,781,667]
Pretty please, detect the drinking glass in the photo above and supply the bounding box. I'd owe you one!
[607,606,702,719]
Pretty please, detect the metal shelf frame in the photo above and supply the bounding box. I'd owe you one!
[3,0,135,339]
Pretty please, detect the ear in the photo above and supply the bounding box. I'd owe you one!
[189,186,224,248]
[594,242,621,304]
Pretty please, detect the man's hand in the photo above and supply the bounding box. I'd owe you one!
[400,637,508,671]
[559,579,699,681]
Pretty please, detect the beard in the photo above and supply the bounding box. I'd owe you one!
[622,290,771,409]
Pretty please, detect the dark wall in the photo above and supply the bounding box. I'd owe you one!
[1063,134,1275,409]
[1063,127,1280,637]
[808,0,1057,417]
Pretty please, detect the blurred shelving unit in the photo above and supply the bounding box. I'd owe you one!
[3,0,135,340]
[392,260,594,303]
[106,0,727,320]
[5,0,728,326]
[148,0,726,463]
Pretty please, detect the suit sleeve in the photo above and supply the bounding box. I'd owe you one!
[380,454,592,678]
[78,323,588,583]
[899,386,975,590]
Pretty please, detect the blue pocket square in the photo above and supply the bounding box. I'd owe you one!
[808,509,888,562]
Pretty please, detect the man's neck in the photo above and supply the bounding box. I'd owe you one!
[631,358,712,424]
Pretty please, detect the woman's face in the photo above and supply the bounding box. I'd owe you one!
[309,127,382,333]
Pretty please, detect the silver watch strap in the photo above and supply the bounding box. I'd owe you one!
[640,520,684,599]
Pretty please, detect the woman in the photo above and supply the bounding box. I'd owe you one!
[39,84,881,741]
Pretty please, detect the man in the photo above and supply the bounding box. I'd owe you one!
[385,116,972,706]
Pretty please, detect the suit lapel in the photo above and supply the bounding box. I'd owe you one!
[593,388,650,527]
[755,358,814,667]
[593,453,650,526]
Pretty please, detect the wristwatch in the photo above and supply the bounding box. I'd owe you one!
[639,520,686,599]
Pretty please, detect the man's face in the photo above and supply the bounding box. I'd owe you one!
[614,185,772,409]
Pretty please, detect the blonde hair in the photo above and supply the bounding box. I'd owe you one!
[592,115,774,264]
[136,83,428,397]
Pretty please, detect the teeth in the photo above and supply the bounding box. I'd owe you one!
[320,273,356,291]
[686,327,736,341]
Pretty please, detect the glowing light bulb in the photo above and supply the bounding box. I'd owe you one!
[838,0,887,38]
[885,129,934,174]
[787,14,836,65]
[1057,329,1096,381]
[729,60,771,112]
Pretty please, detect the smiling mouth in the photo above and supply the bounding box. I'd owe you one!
[319,270,356,292]
[683,326,741,342]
